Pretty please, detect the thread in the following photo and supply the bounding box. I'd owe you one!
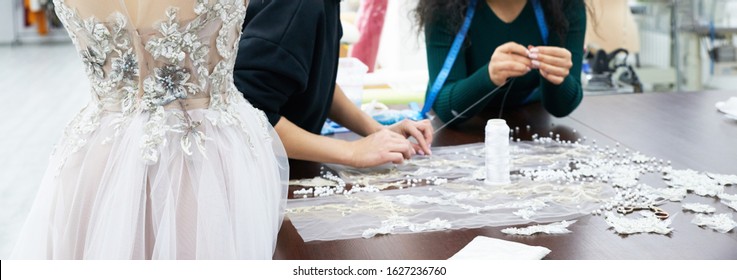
[432,78,515,135]
[485,119,511,185]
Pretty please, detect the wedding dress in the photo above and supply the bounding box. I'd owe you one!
[11,0,289,259]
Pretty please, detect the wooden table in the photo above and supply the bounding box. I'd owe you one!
[274,91,737,260]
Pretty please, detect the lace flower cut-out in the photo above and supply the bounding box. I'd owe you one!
[145,65,192,106]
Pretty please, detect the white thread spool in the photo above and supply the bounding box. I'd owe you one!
[485,119,511,185]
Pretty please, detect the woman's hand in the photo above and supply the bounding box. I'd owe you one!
[387,119,434,156]
[488,42,533,86]
[346,129,415,168]
[528,46,572,85]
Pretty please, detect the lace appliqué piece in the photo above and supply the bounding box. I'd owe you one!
[110,49,138,83]
[140,107,170,163]
[718,192,737,201]
[604,212,673,235]
[691,213,737,233]
[80,45,106,80]
[362,216,451,239]
[290,177,341,188]
[663,168,724,197]
[52,105,102,174]
[501,220,576,236]
[648,186,687,202]
[140,107,214,163]
[53,0,263,165]
[682,203,716,213]
[721,200,737,212]
[706,173,737,186]
[80,18,112,77]
[137,0,258,162]
[144,64,194,107]
[513,208,536,220]
[220,97,262,150]
[55,1,139,112]
[143,8,208,108]
[171,110,212,156]
[52,0,141,169]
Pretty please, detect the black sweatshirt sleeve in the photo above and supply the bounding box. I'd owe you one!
[233,0,316,126]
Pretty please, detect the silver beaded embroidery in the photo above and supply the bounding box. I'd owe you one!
[144,64,192,107]
[53,1,139,168]
[52,0,269,166]
[80,45,106,80]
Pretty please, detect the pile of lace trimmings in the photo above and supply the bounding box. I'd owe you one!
[286,136,737,242]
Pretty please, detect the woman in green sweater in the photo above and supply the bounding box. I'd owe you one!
[415,0,587,124]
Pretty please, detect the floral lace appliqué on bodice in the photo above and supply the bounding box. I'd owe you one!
[52,0,271,166]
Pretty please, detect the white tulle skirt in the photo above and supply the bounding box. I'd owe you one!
[10,101,289,259]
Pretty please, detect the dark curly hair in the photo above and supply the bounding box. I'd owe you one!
[413,0,590,45]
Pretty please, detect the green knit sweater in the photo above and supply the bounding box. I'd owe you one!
[424,0,586,124]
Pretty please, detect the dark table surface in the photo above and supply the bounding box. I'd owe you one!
[274,91,737,260]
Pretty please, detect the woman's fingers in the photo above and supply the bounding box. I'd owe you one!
[531,46,571,60]
[538,62,569,78]
[411,143,424,155]
[502,52,533,68]
[539,69,565,85]
[498,42,530,57]
[388,141,413,159]
[526,46,571,85]
[416,119,434,152]
[403,124,430,156]
[496,60,530,73]
[495,61,531,78]
[385,152,405,164]
[531,53,571,69]
[490,42,536,85]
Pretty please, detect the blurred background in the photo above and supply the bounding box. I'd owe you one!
[336,0,737,101]
[1,0,737,258]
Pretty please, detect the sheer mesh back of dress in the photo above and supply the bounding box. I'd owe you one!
[55,0,247,109]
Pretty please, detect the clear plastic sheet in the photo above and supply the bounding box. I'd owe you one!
[501,220,577,236]
[328,142,589,186]
[287,141,613,242]
[286,137,737,241]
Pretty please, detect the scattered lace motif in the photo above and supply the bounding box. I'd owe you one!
[718,192,737,202]
[682,203,716,213]
[647,186,687,202]
[706,173,737,186]
[513,208,537,220]
[362,216,451,239]
[604,212,674,235]
[290,177,341,188]
[691,213,737,233]
[663,168,724,197]
[721,200,737,212]
[501,220,576,236]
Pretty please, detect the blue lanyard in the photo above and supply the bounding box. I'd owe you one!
[421,0,548,118]
[420,0,478,117]
[531,0,548,45]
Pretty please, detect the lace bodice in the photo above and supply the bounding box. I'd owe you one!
[55,0,246,112]
[52,0,271,164]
